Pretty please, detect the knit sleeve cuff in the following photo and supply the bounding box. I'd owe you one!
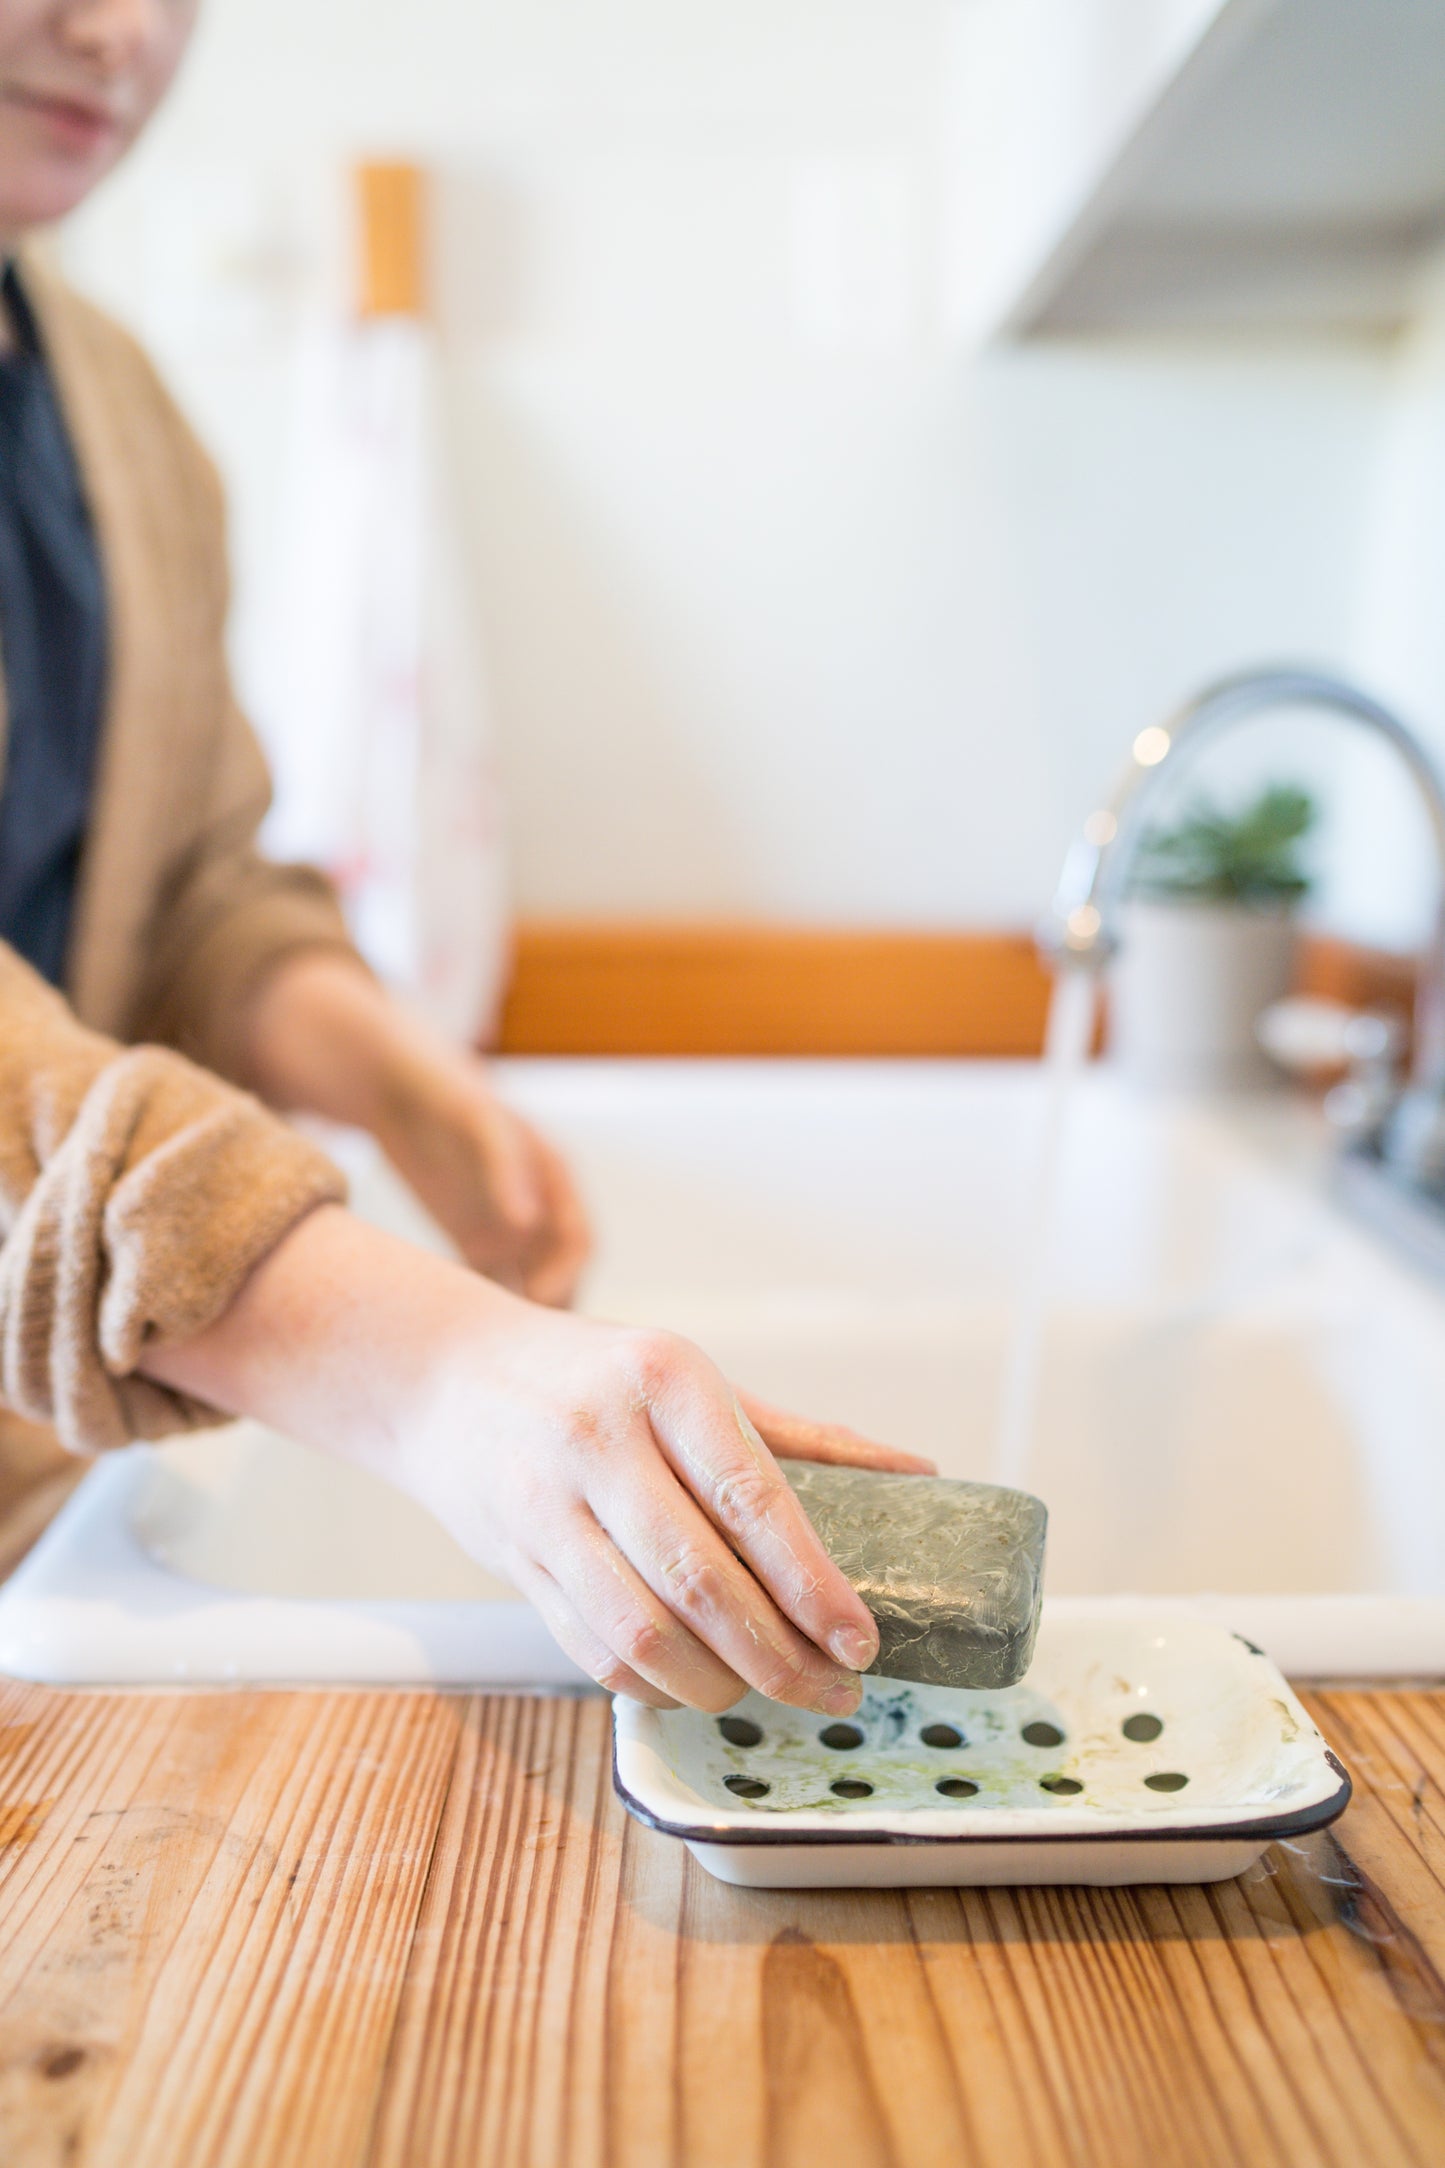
[0,1045,345,1453]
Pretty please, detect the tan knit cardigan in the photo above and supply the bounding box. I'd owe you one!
[0,257,357,1459]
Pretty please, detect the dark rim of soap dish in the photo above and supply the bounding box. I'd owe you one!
[612,1731,1353,1849]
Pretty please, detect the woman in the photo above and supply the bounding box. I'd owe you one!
[0,0,925,1715]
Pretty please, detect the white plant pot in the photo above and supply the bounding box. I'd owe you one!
[1108,899,1297,1091]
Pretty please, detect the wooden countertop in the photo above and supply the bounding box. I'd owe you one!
[2,1681,1444,2167]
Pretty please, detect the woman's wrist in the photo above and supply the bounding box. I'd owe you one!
[238,948,590,1306]
[139,1203,515,1490]
[239,949,473,1143]
[364,1042,480,1170]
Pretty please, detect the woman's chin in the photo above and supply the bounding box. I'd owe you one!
[0,116,130,233]
[0,156,118,233]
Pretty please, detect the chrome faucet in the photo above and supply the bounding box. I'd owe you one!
[1042,665,1445,1199]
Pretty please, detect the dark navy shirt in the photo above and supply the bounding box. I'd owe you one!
[0,264,107,988]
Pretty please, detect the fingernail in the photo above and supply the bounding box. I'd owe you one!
[818,1675,863,1716]
[830,1623,878,1672]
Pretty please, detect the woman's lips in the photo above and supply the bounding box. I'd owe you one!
[3,86,122,155]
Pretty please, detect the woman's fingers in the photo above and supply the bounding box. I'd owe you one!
[737,1391,936,1475]
[508,1555,682,1709]
[587,1451,866,1713]
[637,1341,879,1676]
[529,1505,757,1710]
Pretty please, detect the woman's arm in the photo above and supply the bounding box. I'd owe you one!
[0,941,345,1451]
[142,1202,929,1714]
[1,946,929,1715]
[237,950,590,1305]
[52,339,584,1307]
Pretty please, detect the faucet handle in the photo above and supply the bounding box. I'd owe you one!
[1256,997,1406,1148]
[1379,1077,1445,1193]
[1261,995,1445,1191]
[1325,1012,1408,1149]
[1257,997,1400,1076]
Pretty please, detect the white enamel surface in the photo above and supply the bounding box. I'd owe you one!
[680,1836,1268,1890]
[5,1060,1445,1685]
[614,1607,1346,1888]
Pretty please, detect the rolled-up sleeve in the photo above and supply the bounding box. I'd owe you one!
[0,941,345,1452]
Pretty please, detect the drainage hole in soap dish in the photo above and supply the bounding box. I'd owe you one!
[1122,1714,1164,1744]
[831,1779,874,1800]
[724,1774,770,1800]
[1144,1771,1189,1792]
[819,1723,865,1750]
[936,1778,979,1799]
[1022,1721,1065,1749]
[717,1716,763,1748]
[1039,1775,1083,1796]
[920,1723,964,1750]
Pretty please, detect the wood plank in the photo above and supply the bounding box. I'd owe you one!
[0,1687,461,2168]
[2,1685,1445,2168]
[351,1693,1445,2168]
[497,922,1055,1058]
[368,1694,627,2168]
[493,919,1419,1059]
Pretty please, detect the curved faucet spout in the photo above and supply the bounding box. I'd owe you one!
[1044,665,1445,1096]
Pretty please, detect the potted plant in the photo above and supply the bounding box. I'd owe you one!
[1110,783,1316,1089]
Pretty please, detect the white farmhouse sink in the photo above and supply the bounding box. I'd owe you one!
[5,1060,1444,1685]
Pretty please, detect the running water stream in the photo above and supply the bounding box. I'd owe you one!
[992,967,1099,1491]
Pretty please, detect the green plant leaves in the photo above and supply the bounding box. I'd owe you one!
[1130,782,1315,903]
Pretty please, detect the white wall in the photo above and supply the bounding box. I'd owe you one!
[56,0,1423,940]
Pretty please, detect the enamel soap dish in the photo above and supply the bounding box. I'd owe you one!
[612,1603,1351,1889]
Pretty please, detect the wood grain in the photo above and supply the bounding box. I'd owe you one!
[2,1683,1445,2167]
[493,919,1418,1060]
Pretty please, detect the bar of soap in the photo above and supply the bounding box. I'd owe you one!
[783,1462,1047,1690]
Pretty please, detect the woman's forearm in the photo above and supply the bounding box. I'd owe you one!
[235,950,590,1305]
[237,950,454,1139]
[139,1202,490,1476]
[139,1203,889,1716]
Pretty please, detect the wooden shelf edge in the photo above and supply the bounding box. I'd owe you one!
[493,918,1417,1059]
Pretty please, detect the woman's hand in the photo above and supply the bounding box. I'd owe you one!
[734,1391,934,1474]
[398,1301,936,1711]
[239,951,591,1304]
[373,1062,591,1307]
[143,1208,933,1713]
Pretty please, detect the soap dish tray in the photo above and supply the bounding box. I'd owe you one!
[612,1602,1350,1888]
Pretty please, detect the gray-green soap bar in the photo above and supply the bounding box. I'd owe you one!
[783,1462,1047,1690]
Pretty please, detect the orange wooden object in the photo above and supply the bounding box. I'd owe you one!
[356,160,426,319]
[495,921,1055,1058]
